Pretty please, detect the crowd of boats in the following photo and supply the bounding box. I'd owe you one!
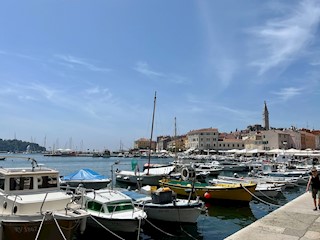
[0,154,315,240]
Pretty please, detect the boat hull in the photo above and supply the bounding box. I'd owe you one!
[87,216,144,233]
[61,180,111,190]
[142,204,202,223]
[1,218,82,240]
[160,180,256,202]
[115,174,163,186]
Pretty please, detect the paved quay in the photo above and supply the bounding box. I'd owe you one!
[225,192,320,240]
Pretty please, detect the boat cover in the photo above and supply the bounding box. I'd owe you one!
[121,191,148,201]
[63,168,106,180]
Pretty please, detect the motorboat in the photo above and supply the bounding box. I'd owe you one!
[79,188,147,233]
[0,156,88,240]
[60,168,111,190]
[122,186,204,223]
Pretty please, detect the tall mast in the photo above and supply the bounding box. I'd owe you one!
[174,117,177,161]
[147,91,157,175]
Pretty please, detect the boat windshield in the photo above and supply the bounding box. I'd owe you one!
[106,201,134,212]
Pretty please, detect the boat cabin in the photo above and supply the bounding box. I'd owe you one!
[0,167,59,194]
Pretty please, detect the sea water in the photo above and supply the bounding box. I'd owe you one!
[0,154,305,240]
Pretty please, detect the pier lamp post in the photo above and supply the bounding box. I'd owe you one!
[111,160,120,190]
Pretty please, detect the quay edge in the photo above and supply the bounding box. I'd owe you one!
[225,192,320,240]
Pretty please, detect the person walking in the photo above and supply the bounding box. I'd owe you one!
[306,167,320,211]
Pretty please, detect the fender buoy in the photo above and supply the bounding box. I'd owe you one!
[204,192,211,199]
[181,167,196,181]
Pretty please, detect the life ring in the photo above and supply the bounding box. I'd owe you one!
[181,167,196,181]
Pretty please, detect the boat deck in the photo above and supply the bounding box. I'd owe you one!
[225,192,320,240]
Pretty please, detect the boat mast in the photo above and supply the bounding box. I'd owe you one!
[147,91,157,175]
[174,117,177,162]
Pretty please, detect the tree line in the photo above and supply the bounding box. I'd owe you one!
[0,139,46,152]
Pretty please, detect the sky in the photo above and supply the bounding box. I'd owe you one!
[1,0,320,151]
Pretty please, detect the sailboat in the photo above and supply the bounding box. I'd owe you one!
[115,92,175,186]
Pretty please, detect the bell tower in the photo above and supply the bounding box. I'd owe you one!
[263,101,269,130]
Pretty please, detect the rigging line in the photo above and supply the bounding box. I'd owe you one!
[145,218,177,237]
[53,216,67,240]
[240,184,282,207]
[89,215,125,240]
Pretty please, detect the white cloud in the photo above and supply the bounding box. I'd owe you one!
[133,61,164,78]
[215,58,237,88]
[55,54,111,72]
[250,0,320,75]
[272,87,303,101]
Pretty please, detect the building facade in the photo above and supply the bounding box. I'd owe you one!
[186,128,219,150]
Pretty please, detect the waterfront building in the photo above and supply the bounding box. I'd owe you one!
[186,128,219,151]
[134,138,156,150]
[261,130,290,150]
[311,130,320,150]
[167,135,187,152]
[243,132,267,150]
[218,138,245,151]
[283,128,302,149]
[156,136,171,151]
[300,129,316,150]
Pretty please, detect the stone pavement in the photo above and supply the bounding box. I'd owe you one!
[225,192,320,240]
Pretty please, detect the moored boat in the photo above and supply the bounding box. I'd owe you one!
[79,188,147,233]
[159,178,257,202]
[60,168,111,190]
[122,186,204,223]
[0,156,88,240]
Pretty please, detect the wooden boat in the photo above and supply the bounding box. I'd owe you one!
[159,178,257,202]
[80,189,147,233]
[0,156,88,240]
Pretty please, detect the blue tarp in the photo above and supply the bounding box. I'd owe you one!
[121,191,147,201]
[62,168,106,181]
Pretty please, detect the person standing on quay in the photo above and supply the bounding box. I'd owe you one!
[306,167,320,211]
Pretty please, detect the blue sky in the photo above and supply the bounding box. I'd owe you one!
[1,0,320,151]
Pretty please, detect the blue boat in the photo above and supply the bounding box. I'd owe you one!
[61,168,111,190]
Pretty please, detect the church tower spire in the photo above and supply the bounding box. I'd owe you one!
[263,101,270,130]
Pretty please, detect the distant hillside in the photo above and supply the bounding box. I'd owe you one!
[0,139,46,152]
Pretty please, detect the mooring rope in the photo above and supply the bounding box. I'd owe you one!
[145,218,177,237]
[35,214,46,240]
[256,189,277,202]
[89,215,125,240]
[240,184,282,207]
[137,217,142,240]
[52,216,67,240]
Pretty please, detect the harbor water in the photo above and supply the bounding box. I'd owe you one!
[0,154,305,240]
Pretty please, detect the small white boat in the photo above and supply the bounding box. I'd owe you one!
[80,189,147,233]
[122,186,204,223]
[115,166,175,186]
[215,176,283,198]
[211,161,248,172]
[254,183,282,198]
[194,164,222,176]
[0,156,88,240]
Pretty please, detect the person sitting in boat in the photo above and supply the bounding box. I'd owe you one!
[306,167,320,211]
